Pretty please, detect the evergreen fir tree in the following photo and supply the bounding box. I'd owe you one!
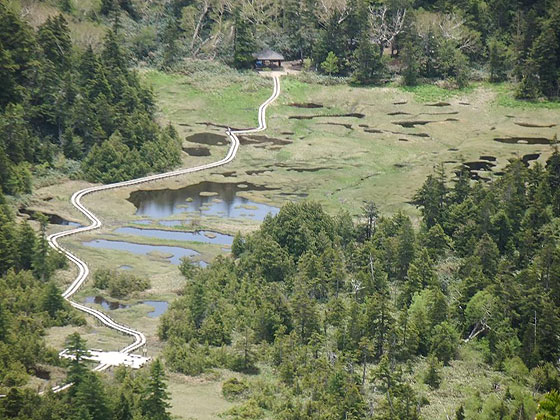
[16,221,35,271]
[402,40,421,86]
[424,355,442,389]
[41,281,64,319]
[65,333,89,394]
[233,11,256,69]
[32,213,50,282]
[352,31,382,84]
[321,51,339,76]
[142,359,171,420]
[488,37,509,82]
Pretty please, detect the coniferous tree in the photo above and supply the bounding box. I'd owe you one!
[142,359,171,420]
[414,165,448,228]
[41,281,64,319]
[424,355,442,389]
[32,213,50,282]
[65,333,89,393]
[321,51,339,76]
[114,391,133,420]
[353,31,383,84]
[488,37,509,82]
[38,15,72,70]
[402,40,421,86]
[233,11,256,69]
[17,221,36,271]
[0,4,35,109]
[531,25,559,98]
[74,372,111,420]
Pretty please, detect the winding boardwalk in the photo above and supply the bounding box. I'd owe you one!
[47,75,281,390]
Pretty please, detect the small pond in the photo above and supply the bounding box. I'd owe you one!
[115,227,233,245]
[82,239,200,265]
[84,296,169,318]
[128,181,279,221]
[84,296,129,310]
[142,301,169,318]
[185,132,228,146]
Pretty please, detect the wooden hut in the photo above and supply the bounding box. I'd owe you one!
[253,49,285,68]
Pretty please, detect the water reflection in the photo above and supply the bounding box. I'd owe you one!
[128,181,279,221]
[84,296,129,310]
[82,239,199,265]
[115,227,233,245]
[159,220,184,227]
[142,300,169,318]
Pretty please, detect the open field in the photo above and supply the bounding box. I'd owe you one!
[141,70,559,218]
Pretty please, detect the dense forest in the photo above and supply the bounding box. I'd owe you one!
[0,3,181,194]
[157,152,560,419]
[76,0,560,98]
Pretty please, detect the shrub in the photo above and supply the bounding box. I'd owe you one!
[93,268,149,298]
[222,377,249,401]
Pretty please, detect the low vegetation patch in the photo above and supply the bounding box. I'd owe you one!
[93,268,150,299]
[222,377,249,401]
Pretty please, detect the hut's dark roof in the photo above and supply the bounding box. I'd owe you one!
[253,49,285,61]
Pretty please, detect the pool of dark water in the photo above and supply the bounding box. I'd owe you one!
[115,227,233,245]
[82,239,199,265]
[84,296,129,310]
[185,132,228,146]
[494,137,553,145]
[84,296,169,318]
[20,209,81,227]
[183,146,211,156]
[128,181,279,221]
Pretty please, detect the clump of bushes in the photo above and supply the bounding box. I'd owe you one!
[222,377,249,401]
[93,268,149,298]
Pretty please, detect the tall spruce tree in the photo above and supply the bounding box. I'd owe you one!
[233,10,256,69]
[142,359,171,420]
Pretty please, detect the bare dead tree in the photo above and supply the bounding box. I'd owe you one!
[182,0,234,58]
[240,0,276,26]
[316,0,350,28]
[415,12,479,53]
[369,5,407,57]
[188,0,211,52]
[464,306,493,342]
[437,13,479,52]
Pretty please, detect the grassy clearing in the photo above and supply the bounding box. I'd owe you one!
[490,82,560,109]
[140,69,270,132]
[399,83,477,103]
[168,371,237,420]
[409,343,535,419]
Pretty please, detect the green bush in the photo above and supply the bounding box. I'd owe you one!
[93,268,150,298]
[222,377,249,401]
